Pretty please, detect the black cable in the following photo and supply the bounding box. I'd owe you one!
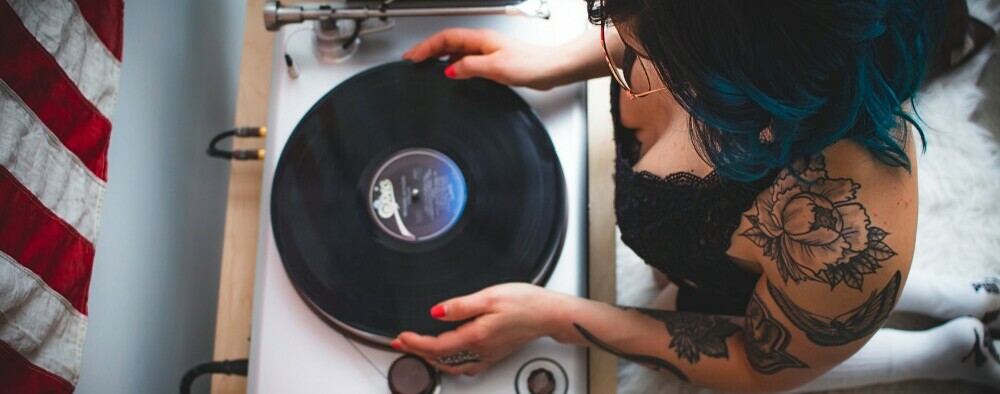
[343,18,365,50]
[207,127,266,161]
[179,359,248,394]
[379,0,392,21]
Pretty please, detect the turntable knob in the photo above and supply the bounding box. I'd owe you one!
[515,358,567,394]
[527,368,556,394]
[388,355,439,394]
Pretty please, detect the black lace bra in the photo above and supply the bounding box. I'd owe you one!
[612,50,778,316]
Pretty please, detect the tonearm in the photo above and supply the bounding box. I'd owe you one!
[263,0,551,31]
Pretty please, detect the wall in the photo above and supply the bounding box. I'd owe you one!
[76,1,247,393]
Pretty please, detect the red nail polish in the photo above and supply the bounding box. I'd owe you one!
[430,304,446,318]
[444,65,457,78]
[391,340,402,350]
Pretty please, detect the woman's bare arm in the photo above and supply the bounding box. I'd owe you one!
[402,27,622,90]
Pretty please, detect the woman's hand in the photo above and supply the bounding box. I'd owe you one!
[403,28,598,90]
[392,283,568,376]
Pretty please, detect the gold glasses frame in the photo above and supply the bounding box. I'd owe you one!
[599,5,668,99]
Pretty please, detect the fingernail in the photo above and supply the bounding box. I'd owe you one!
[430,304,446,318]
[391,340,402,350]
[444,65,457,78]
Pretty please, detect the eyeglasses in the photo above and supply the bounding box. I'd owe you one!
[600,13,668,99]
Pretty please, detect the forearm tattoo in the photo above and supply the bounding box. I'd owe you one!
[625,308,741,364]
[573,323,690,382]
[744,292,808,374]
[741,156,897,291]
[767,271,901,346]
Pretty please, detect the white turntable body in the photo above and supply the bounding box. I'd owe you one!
[249,1,591,392]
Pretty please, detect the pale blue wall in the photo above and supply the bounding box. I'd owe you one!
[77,1,247,393]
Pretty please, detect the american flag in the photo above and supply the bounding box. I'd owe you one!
[1,0,122,392]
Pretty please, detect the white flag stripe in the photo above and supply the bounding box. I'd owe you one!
[0,250,87,385]
[6,0,121,119]
[0,80,106,244]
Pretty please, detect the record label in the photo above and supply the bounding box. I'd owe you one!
[369,148,467,242]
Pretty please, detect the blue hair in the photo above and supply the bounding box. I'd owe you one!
[588,0,946,181]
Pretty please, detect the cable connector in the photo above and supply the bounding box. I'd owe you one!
[207,127,267,161]
[284,53,300,79]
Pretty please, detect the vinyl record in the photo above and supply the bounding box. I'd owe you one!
[271,61,566,345]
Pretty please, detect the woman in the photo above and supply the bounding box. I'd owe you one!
[392,1,1000,391]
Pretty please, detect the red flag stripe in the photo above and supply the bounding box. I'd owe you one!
[8,0,122,119]
[0,341,73,394]
[70,0,123,60]
[1,250,88,385]
[1,80,107,244]
[0,167,93,314]
[0,1,111,180]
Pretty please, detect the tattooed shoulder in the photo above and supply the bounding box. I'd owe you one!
[741,155,898,291]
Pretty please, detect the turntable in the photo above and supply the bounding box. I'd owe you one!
[248,1,590,392]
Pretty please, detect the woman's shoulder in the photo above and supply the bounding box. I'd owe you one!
[819,135,918,191]
[725,136,921,385]
[730,135,918,290]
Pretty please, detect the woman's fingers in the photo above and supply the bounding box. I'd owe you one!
[392,334,429,358]
[432,290,493,322]
[395,329,492,376]
[403,28,500,62]
[447,55,498,81]
[397,325,480,357]
[403,29,559,89]
[435,360,489,377]
[396,331,444,355]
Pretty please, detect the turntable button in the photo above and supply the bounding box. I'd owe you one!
[527,368,557,394]
[516,358,566,394]
[388,355,439,394]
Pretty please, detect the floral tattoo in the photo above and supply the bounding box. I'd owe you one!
[627,308,741,364]
[741,156,897,291]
